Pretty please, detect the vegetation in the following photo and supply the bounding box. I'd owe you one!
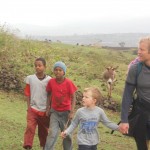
[0,90,136,150]
[0,26,137,149]
[118,42,125,48]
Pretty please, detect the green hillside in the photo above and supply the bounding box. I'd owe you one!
[0,27,137,149]
[0,27,137,100]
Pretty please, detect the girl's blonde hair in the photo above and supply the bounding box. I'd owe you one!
[139,36,150,52]
[83,87,102,103]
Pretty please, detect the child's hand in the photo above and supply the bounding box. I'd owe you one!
[68,111,74,119]
[117,126,122,133]
[61,131,67,139]
[46,109,50,117]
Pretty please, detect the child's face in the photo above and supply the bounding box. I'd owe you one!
[82,91,96,108]
[34,60,46,74]
[54,67,64,79]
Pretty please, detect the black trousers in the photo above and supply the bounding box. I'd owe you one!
[131,99,150,150]
[78,145,97,150]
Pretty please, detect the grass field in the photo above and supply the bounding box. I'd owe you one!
[0,90,136,150]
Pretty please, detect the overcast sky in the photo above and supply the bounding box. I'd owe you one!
[0,0,150,36]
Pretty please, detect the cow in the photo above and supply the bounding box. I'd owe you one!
[102,66,118,98]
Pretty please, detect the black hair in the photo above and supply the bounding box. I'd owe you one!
[35,57,46,66]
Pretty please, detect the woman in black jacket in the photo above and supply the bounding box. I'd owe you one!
[120,37,150,150]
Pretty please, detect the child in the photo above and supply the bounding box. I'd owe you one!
[61,87,120,150]
[44,61,77,150]
[23,57,51,150]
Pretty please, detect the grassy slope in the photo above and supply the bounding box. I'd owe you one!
[0,29,137,149]
[0,34,137,101]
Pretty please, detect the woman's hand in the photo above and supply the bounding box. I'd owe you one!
[119,123,129,134]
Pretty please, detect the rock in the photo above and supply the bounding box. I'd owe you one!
[75,91,83,108]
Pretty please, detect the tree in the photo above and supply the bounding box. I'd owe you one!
[119,42,125,47]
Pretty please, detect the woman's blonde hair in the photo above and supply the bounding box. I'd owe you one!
[139,36,150,52]
[83,87,102,103]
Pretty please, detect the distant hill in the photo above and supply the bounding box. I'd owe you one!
[33,33,150,47]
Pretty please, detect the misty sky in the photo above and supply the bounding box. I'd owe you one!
[0,0,150,36]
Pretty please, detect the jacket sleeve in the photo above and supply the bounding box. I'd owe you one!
[121,82,135,123]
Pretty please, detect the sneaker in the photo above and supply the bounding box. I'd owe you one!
[23,145,32,150]
[41,147,44,150]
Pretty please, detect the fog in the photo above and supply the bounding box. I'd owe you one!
[0,0,150,36]
[12,17,150,37]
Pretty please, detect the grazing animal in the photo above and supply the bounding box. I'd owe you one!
[103,66,118,98]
